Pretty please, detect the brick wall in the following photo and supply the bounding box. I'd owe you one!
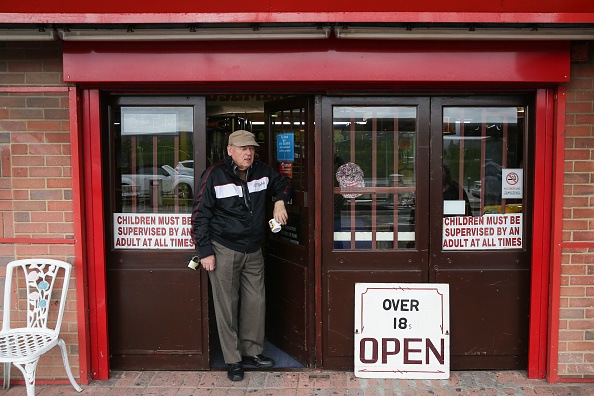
[559,44,594,378]
[0,41,79,382]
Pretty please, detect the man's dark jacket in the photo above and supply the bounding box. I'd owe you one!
[191,156,292,258]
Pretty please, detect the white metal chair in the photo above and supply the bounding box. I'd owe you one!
[0,259,82,395]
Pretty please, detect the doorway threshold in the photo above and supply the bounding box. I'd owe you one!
[210,339,305,369]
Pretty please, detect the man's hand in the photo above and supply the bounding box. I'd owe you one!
[201,255,216,271]
[273,200,288,225]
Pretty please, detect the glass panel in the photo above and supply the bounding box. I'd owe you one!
[333,106,417,250]
[204,104,305,247]
[116,106,194,214]
[442,107,525,251]
[207,116,254,166]
[269,108,305,246]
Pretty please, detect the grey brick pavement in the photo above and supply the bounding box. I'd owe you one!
[5,370,594,395]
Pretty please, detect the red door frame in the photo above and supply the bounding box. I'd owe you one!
[530,89,556,379]
[80,89,110,380]
[547,86,568,383]
[70,40,568,380]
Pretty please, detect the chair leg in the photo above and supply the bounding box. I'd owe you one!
[12,359,39,396]
[3,362,10,390]
[57,338,83,392]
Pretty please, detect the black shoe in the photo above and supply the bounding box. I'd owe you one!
[227,363,244,381]
[242,354,275,368]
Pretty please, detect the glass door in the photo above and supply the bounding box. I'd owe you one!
[105,96,209,370]
[320,95,532,371]
[321,97,431,369]
[264,97,316,367]
[430,97,531,369]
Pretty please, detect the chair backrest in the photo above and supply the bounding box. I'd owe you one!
[2,259,72,333]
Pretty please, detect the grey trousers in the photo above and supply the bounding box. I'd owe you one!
[209,241,266,364]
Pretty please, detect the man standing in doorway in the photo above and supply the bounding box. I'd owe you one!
[191,130,292,381]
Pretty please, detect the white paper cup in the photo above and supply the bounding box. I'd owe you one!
[269,218,282,233]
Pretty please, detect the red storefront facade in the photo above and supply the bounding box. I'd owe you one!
[1,1,594,385]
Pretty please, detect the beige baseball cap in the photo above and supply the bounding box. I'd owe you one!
[228,130,260,147]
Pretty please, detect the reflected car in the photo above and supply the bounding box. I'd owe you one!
[175,160,194,176]
[122,165,194,200]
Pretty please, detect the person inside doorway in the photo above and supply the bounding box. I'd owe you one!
[191,130,293,382]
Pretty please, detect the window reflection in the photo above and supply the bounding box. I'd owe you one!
[115,107,194,214]
[442,164,472,216]
[333,106,417,250]
[442,107,524,217]
[442,106,525,251]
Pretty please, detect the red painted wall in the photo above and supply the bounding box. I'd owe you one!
[2,0,594,14]
[62,40,570,85]
[1,0,594,23]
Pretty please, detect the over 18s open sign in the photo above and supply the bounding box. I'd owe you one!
[354,283,450,379]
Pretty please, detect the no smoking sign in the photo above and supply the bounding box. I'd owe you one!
[506,172,519,185]
[502,168,523,198]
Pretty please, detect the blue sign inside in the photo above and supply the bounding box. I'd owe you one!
[276,133,295,162]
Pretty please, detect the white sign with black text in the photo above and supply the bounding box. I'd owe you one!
[113,213,194,249]
[442,214,523,250]
[354,283,450,379]
[502,168,523,199]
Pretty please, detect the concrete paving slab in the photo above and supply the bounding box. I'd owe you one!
[6,370,594,395]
